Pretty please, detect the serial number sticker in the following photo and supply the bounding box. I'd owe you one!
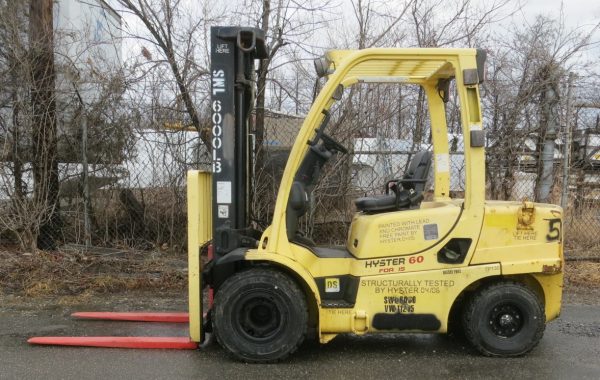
[216,181,232,204]
[423,223,439,240]
[325,278,340,293]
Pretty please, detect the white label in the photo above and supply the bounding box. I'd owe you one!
[423,223,439,240]
[470,123,483,130]
[217,205,229,219]
[216,43,230,54]
[216,181,232,204]
[435,153,449,173]
[325,278,340,293]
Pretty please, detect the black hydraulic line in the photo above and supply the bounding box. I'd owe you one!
[234,46,247,229]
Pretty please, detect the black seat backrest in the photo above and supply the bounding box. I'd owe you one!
[401,151,432,192]
[354,150,432,214]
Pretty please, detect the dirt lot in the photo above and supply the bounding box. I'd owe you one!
[0,248,188,299]
[1,248,599,305]
[563,260,600,304]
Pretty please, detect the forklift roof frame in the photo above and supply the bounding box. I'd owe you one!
[261,48,487,255]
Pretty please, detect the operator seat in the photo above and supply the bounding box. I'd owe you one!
[354,151,432,213]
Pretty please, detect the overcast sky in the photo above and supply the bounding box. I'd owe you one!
[519,0,600,27]
[108,0,599,80]
[104,0,598,117]
[500,0,599,60]
[110,0,599,56]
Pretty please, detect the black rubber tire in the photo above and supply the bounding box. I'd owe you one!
[463,281,545,357]
[213,268,308,363]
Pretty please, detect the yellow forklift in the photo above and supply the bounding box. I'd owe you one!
[31,26,564,363]
[189,25,563,362]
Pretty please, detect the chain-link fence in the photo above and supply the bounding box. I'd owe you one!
[1,95,599,258]
[256,83,600,259]
[0,127,209,252]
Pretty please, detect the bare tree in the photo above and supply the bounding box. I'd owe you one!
[484,14,599,201]
[232,0,335,153]
[116,0,215,147]
[29,0,61,249]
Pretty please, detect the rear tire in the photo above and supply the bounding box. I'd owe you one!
[463,281,545,357]
[213,268,308,363]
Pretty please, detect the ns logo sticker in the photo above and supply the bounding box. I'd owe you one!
[325,278,340,293]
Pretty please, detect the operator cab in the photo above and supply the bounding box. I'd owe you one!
[284,98,433,250]
[283,48,487,260]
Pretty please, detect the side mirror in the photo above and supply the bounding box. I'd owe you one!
[436,78,452,103]
[332,84,344,100]
[314,56,331,78]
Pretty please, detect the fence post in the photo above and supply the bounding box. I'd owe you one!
[561,73,574,211]
[82,116,91,247]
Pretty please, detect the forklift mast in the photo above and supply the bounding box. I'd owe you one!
[210,26,268,257]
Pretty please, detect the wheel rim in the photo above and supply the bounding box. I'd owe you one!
[487,302,524,338]
[237,295,282,341]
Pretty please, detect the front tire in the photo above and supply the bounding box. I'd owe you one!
[213,268,308,363]
[463,281,545,357]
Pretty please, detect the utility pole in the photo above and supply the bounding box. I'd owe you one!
[536,64,560,203]
[561,73,574,211]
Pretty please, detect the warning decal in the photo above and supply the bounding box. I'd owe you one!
[216,181,232,204]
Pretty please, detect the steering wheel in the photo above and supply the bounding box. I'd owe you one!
[321,132,348,154]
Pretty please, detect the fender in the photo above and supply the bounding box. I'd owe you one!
[205,248,248,290]
[248,250,322,305]
[208,249,322,308]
